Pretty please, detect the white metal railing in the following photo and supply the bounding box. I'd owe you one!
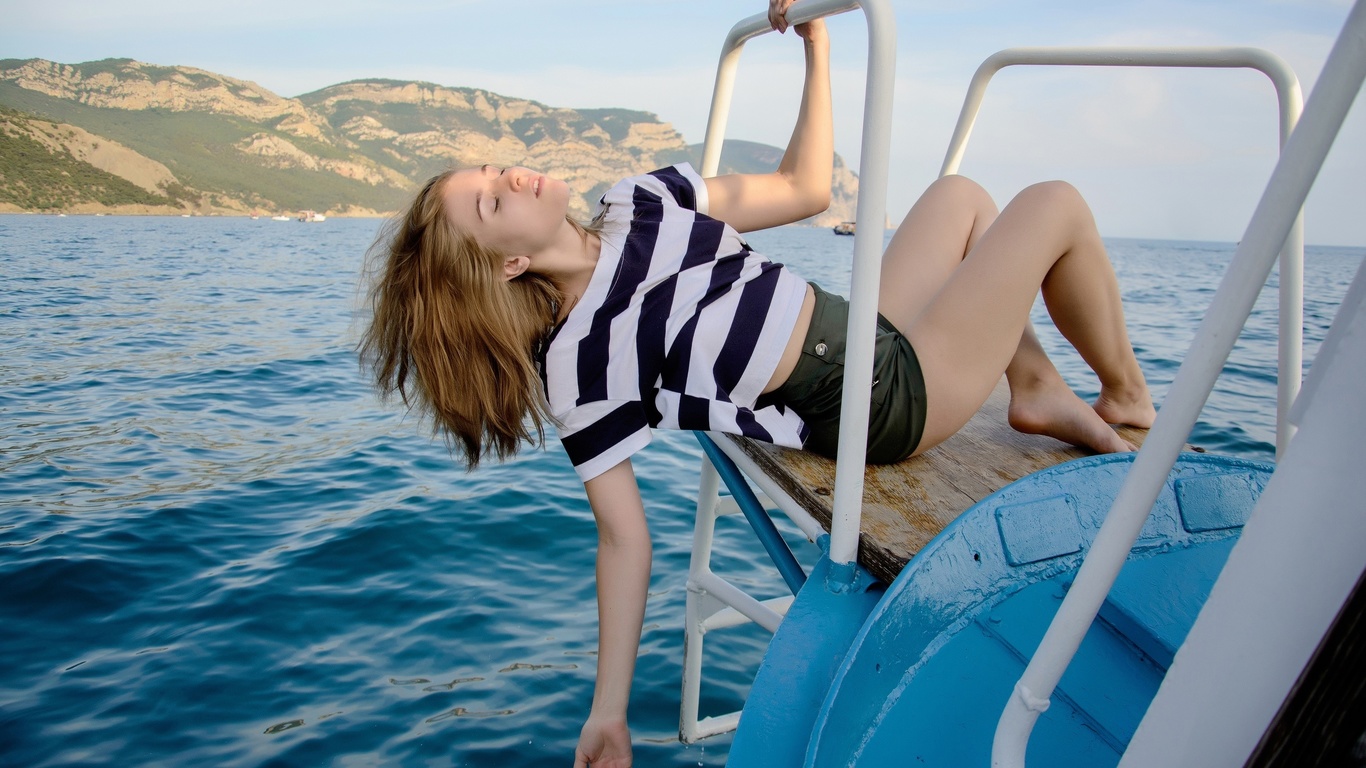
[680,452,795,742]
[682,0,898,741]
[940,46,1305,458]
[993,2,1366,765]
[698,0,897,575]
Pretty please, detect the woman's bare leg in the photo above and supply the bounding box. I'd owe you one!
[877,175,995,330]
[900,180,1155,454]
[878,176,1147,454]
[1004,325,1138,452]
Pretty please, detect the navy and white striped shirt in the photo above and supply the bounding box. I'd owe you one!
[542,164,810,482]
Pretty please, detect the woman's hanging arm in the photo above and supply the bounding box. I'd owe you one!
[573,458,652,768]
[704,11,832,233]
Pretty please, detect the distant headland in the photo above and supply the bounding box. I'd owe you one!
[0,58,859,224]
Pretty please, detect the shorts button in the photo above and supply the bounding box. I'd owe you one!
[814,342,828,356]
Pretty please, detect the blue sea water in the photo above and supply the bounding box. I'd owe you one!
[0,214,1360,767]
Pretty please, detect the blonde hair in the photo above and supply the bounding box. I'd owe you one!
[358,171,567,469]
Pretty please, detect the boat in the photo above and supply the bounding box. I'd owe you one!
[297,210,327,222]
[833,220,855,235]
[270,215,292,221]
[677,1,1366,765]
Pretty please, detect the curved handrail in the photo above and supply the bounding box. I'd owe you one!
[991,5,1366,766]
[941,46,1305,458]
[699,0,898,576]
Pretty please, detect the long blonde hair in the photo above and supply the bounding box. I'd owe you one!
[358,171,566,469]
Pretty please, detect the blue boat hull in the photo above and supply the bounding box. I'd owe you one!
[729,452,1272,766]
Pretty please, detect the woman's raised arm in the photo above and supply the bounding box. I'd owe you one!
[704,4,832,233]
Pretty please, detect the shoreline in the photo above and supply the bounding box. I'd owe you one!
[0,202,392,219]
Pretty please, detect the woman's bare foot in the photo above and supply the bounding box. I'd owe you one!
[1008,375,1133,454]
[1093,383,1157,429]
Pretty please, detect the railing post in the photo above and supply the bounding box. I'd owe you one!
[696,0,899,582]
[827,0,897,578]
[991,3,1366,763]
[680,453,721,744]
[938,47,1306,458]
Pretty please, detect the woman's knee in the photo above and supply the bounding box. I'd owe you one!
[927,174,994,210]
[1012,180,1089,222]
[897,174,997,234]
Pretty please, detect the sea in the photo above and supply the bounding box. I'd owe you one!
[1,214,1361,767]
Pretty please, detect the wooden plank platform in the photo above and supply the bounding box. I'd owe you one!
[726,378,1157,585]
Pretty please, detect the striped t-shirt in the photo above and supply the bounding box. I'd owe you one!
[541,164,810,482]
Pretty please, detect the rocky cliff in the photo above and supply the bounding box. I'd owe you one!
[0,58,858,224]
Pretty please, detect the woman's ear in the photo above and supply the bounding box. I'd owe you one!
[502,255,530,281]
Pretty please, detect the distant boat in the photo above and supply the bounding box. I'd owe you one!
[271,215,292,221]
[297,210,327,223]
[833,221,855,235]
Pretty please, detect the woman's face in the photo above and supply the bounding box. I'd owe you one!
[441,165,571,260]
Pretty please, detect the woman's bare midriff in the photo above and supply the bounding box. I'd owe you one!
[763,283,816,394]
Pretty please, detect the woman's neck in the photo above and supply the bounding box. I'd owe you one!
[545,226,601,322]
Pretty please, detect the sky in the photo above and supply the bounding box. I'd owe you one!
[2,0,1362,246]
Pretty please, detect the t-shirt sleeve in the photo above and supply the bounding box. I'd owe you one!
[598,163,710,217]
[556,398,653,482]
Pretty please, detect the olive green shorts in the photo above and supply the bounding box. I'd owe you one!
[767,283,927,464]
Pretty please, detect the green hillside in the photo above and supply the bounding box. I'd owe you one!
[0,105,179,210]
[0,59,857,220]
[0,83,404,212]
[660,139,789,175]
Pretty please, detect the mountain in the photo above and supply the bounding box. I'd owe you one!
[0,58,859,225]
[0,103,190,211]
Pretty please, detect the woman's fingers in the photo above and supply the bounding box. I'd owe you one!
[769,0,795,33]
[770,0,827,42]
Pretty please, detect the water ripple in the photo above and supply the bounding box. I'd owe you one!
[1,216,1359,766]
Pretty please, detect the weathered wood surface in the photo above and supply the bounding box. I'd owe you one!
[728,378,1156,585]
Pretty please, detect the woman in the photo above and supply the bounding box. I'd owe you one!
[359,3,1154,764]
